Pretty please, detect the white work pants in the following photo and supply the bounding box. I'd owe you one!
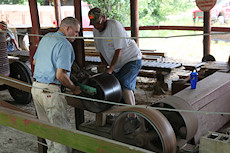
[31,81,72,153]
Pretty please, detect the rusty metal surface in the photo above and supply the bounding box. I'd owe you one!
[0,32,10,76]
[175,72,230,108]
[112,107,177,153]
[174,71,230,143]
[152,96,198,141]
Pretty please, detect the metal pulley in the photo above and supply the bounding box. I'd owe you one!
[152,96,198,141]
[82,73,122,113]
[70,63,122,112]
[0,32,10,76]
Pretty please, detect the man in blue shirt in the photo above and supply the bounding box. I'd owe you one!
[31,17,81,153]
[0,21,21,51]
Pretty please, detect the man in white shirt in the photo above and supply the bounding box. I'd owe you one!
[88,8,142,113]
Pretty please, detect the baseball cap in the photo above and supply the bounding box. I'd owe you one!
[88,7,103,25]
[0,21,7,26]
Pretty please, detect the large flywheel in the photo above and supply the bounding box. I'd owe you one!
[111,107,177,153]
[8,61,32,104]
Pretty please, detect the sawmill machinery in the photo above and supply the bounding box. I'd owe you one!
[70,57,230,153]
[1,30,230,152]
[70,62,178,153]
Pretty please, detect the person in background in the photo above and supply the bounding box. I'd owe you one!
[0,21,21,51]
[31,17,81,153]
[88,8,142,122]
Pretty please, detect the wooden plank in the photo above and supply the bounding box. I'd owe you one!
[141,51,165,57]
[85,51,100,56]
[0,74,31,93]
[0,99,34,116]
[7,50,30,57]
[142,55,162,61]
[85,50,165,58]
[84,46,96,51]
[201,61,230,71]
[140,49,157,52]
[0,107,151,153]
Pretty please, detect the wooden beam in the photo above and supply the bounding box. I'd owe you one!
[84,25,230,32]
[203,11,211,56]
[73,0,85,69]
[0,99,33,115]
[28,0,41,75]
[130,0,139,45]
[0,107,150,153]
[0,74,31,93]
[53,0,62,27]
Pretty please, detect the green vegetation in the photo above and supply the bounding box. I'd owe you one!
[1,0,195,28]
[85,0,195,27]
[1,0,47,5]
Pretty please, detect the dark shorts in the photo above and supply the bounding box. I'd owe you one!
[114,59,142,91]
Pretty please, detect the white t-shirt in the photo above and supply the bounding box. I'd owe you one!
[93,19,142,73]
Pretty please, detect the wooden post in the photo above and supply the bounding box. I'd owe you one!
[73,0,85,69]
[73,0,85,130]
[203,11,211,56]
[130,0,139,46]
[28,0,41,75]
[95,113,107,126]
[53,0,62,27]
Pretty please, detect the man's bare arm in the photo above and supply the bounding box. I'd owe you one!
[106,49,122,74]
[99,53,108,66]
[33,60,36,65]
[56,68,81,95]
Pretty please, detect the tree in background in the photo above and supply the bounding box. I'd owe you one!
[1,0,194,26]
[85,0,193,26]
[0,0,49,5]
[84,0,130,26]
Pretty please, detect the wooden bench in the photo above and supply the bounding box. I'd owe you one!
[84,39,165,61]
[85,50,165,61]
